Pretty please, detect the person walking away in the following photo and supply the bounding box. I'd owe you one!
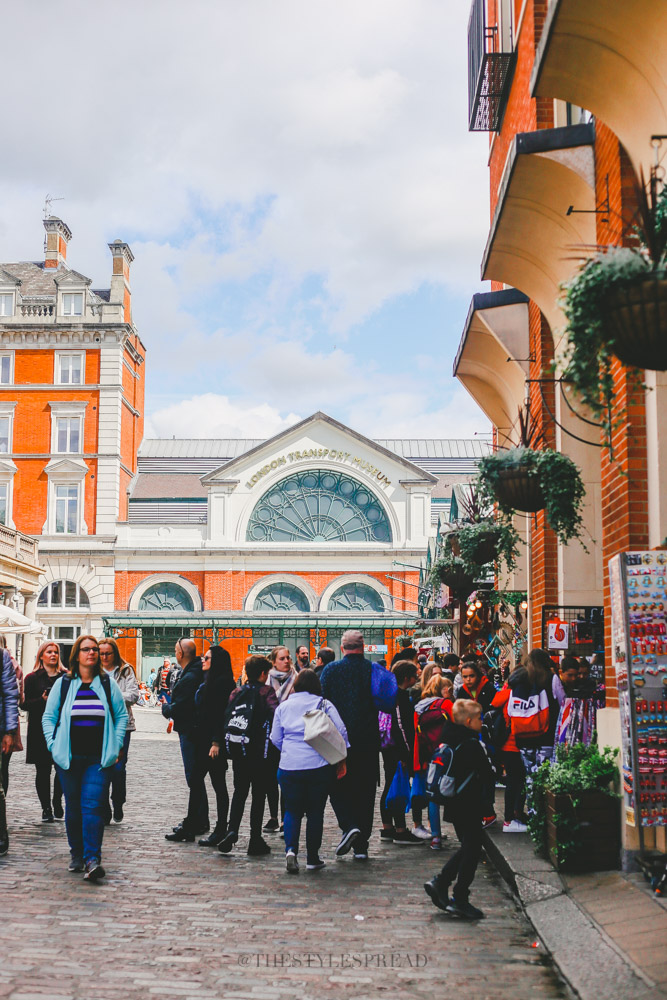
[506,649,560,819]
[161,638,208,834]
[42,635,128,881]
[218,655,278,857]
[379,660,423,845]
[295,645,310,672]
[167,645,235,845]
[0,636,23,800]
[264,646,297,832]
[22,642,65,821]
[0,644,19,855]
[490,683,527,833]
[99,638,140,825]
[270,668,349,873]
[148,667,157,690]
[424,699,494,920]
[413,675,454,849]
[321,629,379,861]
[458,659,497,827]
[313,647,335,679]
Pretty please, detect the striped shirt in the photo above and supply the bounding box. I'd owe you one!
[70,683,106,757]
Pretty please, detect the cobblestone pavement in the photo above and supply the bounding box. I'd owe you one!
[0,708,566,1000]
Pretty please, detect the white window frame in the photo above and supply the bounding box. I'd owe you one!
[38,579,90,610]
[54,415,82,454]
[49,401,87,456]
[55,352,85,385]
[0,402,16,457]
[61,292,84,317]
[0,353,14,385]
[0,293,14,318]
[54,483,80,535]
[0,483,8,526]
[43,452,88,536]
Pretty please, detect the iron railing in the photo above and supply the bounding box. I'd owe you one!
[468,0,516,132]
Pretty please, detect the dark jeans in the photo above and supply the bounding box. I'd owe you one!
[0,763,6,837]
[56,756,112,865]
[266,745,284,821]
[179,732,209,828]
[380,749,408,829]
[1,751,10,794]
[184,743,229,834]
[278,765,332,862]
[35,758,63,813]
[110,731,131,808]
[328,746,379,854]
[227,757,269,840]
[438,810,483,903]
[503,750,526,822]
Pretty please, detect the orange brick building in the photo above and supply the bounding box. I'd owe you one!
[454,0,667,857]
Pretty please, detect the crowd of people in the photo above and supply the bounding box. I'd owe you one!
[0,628,603,918]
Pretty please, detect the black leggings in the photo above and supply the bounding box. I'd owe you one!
[503,751,526,822]
[35,759,63,813]
[380,749,408,829]
[185,745,229,834]
[1,751,10,794]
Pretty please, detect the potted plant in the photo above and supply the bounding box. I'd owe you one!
[447,483,521,571]
[476,405,586,545]
[528,743,620,872]
[562,175,667,445]
[430,553,477,600]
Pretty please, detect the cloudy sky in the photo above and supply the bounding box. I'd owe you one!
[1,0,491,441]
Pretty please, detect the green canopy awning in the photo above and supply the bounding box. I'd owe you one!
[103,611,416,634]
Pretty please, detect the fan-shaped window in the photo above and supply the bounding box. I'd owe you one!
[327,582,385,613]
[38,580,90,609]
[246,470,392,543]
[138,582,194,612]
[253,582,310,612]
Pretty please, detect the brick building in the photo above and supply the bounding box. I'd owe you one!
[455,0,667,857]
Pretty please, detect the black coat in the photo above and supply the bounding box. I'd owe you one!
[439,720,494,821]
[22,668,65,764]
[161,658,204,737]
[459,675,497,714]
[194,672,236,748]
[390,687,416,768]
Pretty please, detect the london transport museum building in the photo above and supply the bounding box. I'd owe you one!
[0,217,489,678]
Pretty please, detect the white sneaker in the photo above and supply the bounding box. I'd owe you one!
[285,850,299,874]
[412,825,431,840]
[502,820,528,834]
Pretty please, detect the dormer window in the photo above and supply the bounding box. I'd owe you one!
[0,293,13,317]
[62,292,83,316]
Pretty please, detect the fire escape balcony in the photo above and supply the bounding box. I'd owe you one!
[468,0,516,132]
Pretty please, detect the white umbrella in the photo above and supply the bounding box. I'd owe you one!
[0,604,47,636]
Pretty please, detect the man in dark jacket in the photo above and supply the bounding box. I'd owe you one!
[0,647,19,855]
[424,699,494,920]
[161,638,208,832]
[321,629,379,860]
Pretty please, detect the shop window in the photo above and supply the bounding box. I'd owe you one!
[38,580,90,609]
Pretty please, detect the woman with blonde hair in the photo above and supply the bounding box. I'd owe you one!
[98,637,140,825]
[22,641,65,821]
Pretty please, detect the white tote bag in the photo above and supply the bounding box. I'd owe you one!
[302,699,347,765]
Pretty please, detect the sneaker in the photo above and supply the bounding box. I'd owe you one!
[285,850,299,874]
[424,877,450,911]
[306,858,326,871]
[392,829,425,845]
[352,851,368,861]
[412,825,431,840]
[83,860,106,882]
[263,818,280,833]
[379,827,395,841]
[446,899,485,920]
[247,837,271,856]
[482,815,497,829]
[165,827,195,842]
[503,820,528,834]
[430,836,442,851]
[335,827,360,857]
[42,808,55,823]
[68,858,84,873]
[166,720,174,734]
[112,804,124,824]
[53,800,64,820]
[218,831,238,854]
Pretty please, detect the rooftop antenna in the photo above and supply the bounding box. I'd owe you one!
[43,194,64,219]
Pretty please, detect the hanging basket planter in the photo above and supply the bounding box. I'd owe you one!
[431,557,476,600]
[602,273,667,371]
[493,466,545,514]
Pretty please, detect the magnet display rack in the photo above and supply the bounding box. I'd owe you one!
[609,552,667,854]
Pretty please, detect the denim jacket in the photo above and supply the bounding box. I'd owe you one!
[42,674,128,769]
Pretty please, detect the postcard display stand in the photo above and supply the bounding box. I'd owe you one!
[609,552,667,833]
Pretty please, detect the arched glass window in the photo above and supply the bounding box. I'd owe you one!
[327,582,385,613]
[253,582,310,612]
[38,580,90,609]
[138,582,195,612]
[246,470,392,543]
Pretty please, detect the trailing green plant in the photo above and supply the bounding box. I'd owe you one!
[477,446,586,545]
[454,519,521,573]
[527,743,619,862]
[429,554,477,598]
[487,590,527,609]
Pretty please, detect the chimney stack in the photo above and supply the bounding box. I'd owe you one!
[43,217,72,269]
[108,239,134,323]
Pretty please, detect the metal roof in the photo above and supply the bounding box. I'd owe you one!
[130,473,208,499]
[138,437,491,461]
[103,611,416,631]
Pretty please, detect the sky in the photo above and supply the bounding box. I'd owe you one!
[0,0,491,442]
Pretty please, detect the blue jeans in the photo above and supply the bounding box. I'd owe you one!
[110,731,131,808]
[278,765,332,863]
[428,800,441,838]
[179,732,208,828]
[56,756,112,865]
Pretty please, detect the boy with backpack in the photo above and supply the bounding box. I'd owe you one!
[423,699,494,920]
[217,655,279,857]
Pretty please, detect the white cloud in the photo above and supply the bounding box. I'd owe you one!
[145,394,301,440]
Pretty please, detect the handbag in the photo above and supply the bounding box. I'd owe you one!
[385,761,411,813]
[302,698,347,765]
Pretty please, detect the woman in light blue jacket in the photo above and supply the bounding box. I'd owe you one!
[270,668,348,875]
[43,635,127,881]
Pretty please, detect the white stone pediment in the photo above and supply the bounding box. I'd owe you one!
[0,269,21,287]
[44,456,88,480]
[53,269,92,287]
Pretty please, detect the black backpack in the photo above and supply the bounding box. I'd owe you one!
[53,674,114,739]
[223,684,269,760]
[481,706,509,750]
